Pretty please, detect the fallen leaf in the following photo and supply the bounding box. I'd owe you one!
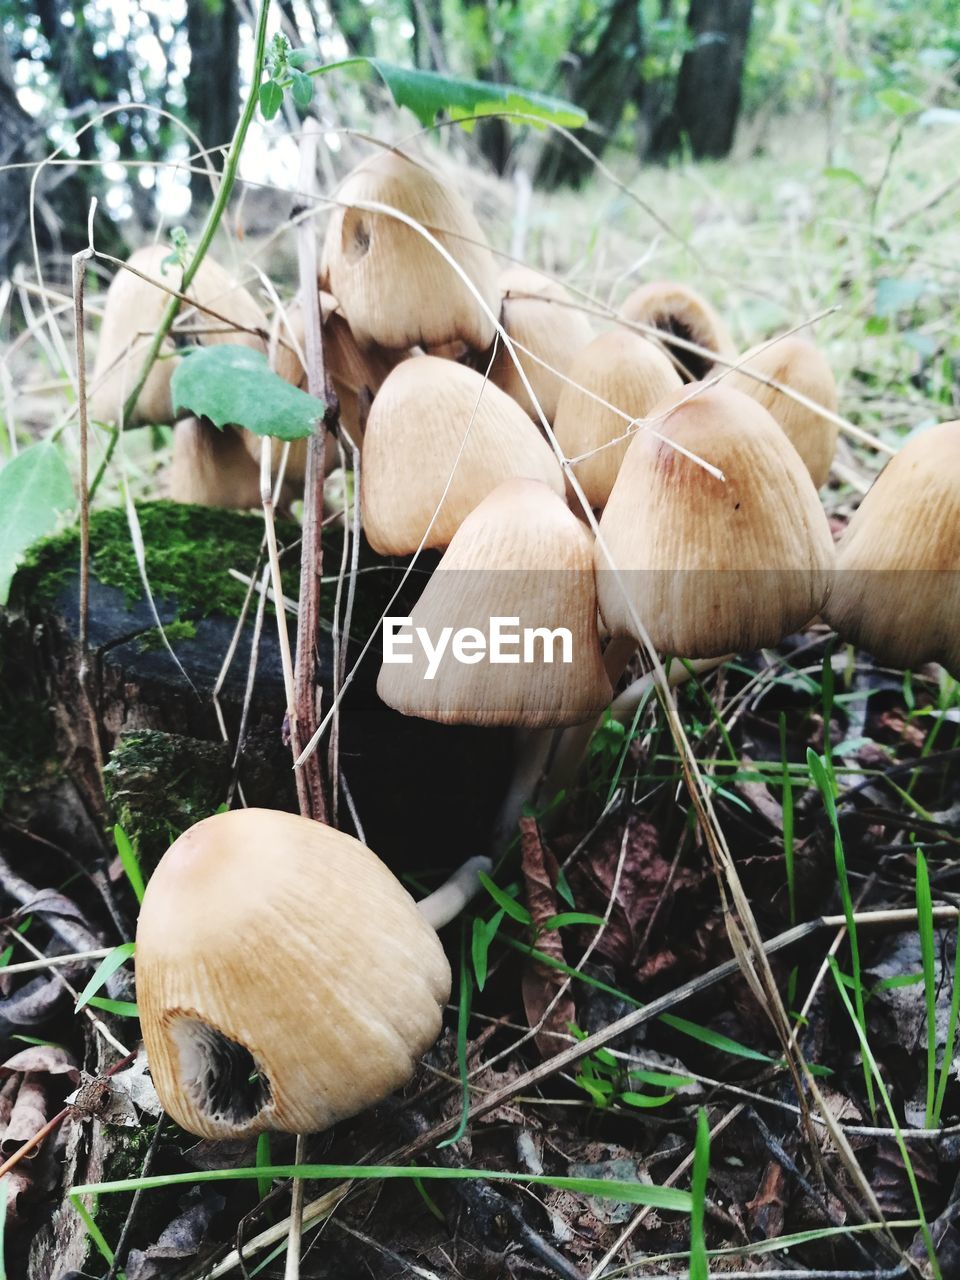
[520,817,576,1060]
[125,1187,227,1279]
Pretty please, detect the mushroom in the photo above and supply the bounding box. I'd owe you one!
[823,420,960,675]
[619,280,735,382]
[595,382,835,658]
[243,293,403,486]
[725,336,839,488]
[361,355,564,555]
[553,329,683,510]
[168,417,267,509]
[321,149,500,353]
[90,244,268,426]
[377,478,612,727]
[135,808,474,1140]
[489,267,594,423]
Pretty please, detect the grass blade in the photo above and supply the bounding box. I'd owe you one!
[689,1108,710,1280]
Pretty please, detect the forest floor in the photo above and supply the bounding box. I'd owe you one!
[0,105,959,1278]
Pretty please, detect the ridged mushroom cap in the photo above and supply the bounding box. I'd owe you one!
[490,268,594,423]
[619,281,735,382]
[242,293,404,485]
[725,337,839,488]
[596,382,835,657]
[91,245,268,426]
[361,356,564,555]
[554,330,683,510]
[823,420,960,674]
[378,479,612,727]
[321,150,500,352]
[169,417,265,510]
[136,808,451,1140]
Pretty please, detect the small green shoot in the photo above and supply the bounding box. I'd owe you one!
[114,825,146,904]
[75,942,135,1013]
[915,849,938,1128]
[689,1108,710,1280]
[255,1133,273,1202]
[807,747,874,1115]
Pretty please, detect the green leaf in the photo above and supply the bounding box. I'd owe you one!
[259,79,283,120]
[287,49,311,70]
[620,1090,676,1109]
[542,912,606,930]
[471,908,504,991]
[876,87,923,117]
[114,825,146,904]
[689,1109,711,1280]
[365,59,586,130]
[660,1014,776,1065]
[0,442,75,605]
[478,873,532,925]
[628,1068,696,1089]
[75,943,136,1012]
[291,69,313,108]
[171,345,322,441]
[72,1163,695,1214]
[87,996,140,1018]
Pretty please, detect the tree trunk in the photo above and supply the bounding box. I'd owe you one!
[671,0,753,159]
[185,0,241,206]
[536,0,645,189]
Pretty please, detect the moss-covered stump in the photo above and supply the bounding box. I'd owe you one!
[1,501,511,870]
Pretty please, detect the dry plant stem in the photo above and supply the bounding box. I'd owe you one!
[259,442,299,750]
[293,123,332,825]
[284,1132,308,1280]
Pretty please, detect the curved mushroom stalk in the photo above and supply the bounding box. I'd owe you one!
[417,856,492,930]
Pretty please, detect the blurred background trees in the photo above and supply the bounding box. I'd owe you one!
[1,0,958,271]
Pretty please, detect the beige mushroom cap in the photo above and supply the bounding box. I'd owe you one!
[596,382,835,657]
[378,479,612,727]
[490,268,594,423]
[321,150,500,353]
[361,356,564,555]
[554,329,683,510]
[619,281,735,382]
[90,245,268,426]
[169,417,265,509]
[823,420,960,674]
[136,808,451,1140]
[725,337,839,489]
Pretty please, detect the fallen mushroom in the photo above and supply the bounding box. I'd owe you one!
[725,336,839,488]
[490,267,594,423]
[596,381,835,659]
[361,355,564,555]
[321,149,500,353]
[619,280,735,382]
[377,477,612,727]
[553,329,683,510]
[135,808,486,1140]
[90,245,269,426]
[824,420,960,675]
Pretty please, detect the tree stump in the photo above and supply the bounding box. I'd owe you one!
[0,501,512,873]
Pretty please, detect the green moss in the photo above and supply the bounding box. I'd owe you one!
[103,730,232,873]
[134,618,197,652]
[12,501,300,619]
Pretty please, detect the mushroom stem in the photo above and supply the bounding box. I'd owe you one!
[489,635,637,858]
[490,728,556,859]
[417,856,492,930]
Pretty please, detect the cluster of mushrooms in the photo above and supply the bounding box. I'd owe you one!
[91,146,959,1141]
